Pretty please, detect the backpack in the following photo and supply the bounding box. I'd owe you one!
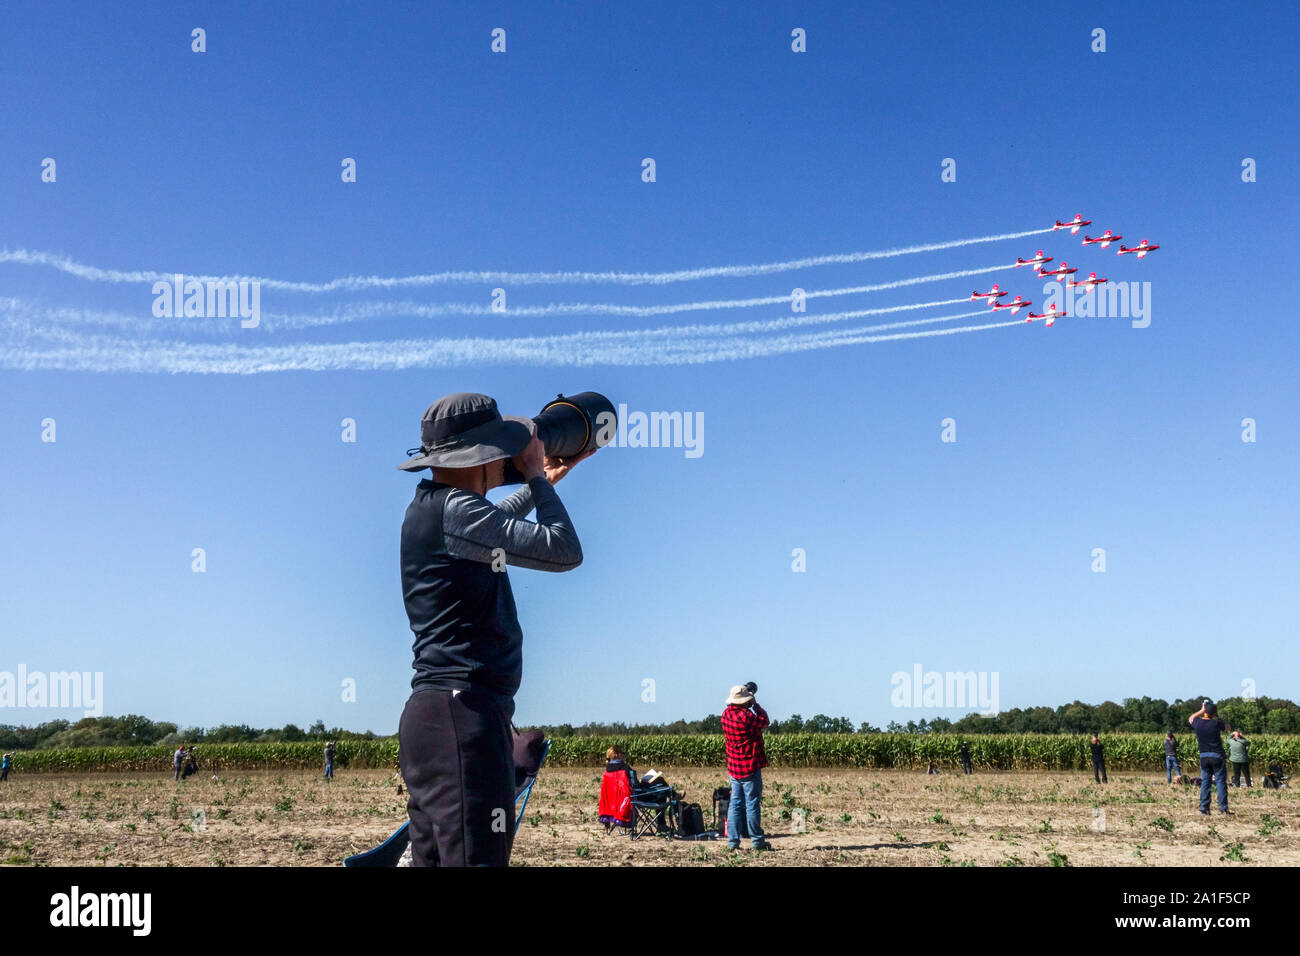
[677,803,704,837]
[715,786,749,838]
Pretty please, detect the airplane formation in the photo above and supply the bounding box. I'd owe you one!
[976,216,1161,327]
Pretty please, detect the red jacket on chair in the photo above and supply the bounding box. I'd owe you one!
[598,760,637,825]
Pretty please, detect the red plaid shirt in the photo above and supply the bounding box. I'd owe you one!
[722,703,769,778]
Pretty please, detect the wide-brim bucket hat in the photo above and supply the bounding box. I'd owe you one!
[397,392,534,471]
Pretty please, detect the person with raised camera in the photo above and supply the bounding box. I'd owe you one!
[395,392,595,867]
[722,682,774,852]
[1189,700,1231,815]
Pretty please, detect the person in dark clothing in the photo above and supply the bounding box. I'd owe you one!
[1189,701,1230,814]
[395,393,594,867]
[959,741,972,775]
[1,752,13,781]
[1227,731,1252,788]
[1164,732,1182,783]
[181,747,198,779]
[324,741,336,780]
[1090,735,1108,783]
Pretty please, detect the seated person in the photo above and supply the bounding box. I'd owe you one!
[926,761,940,775]
[598,746,639,831]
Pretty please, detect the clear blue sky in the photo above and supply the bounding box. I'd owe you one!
[2,2,1296,735]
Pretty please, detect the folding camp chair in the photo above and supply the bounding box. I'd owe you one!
[343,737,550,866]
[629,781,681,841]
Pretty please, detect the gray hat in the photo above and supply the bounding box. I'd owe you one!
[397,393,534,472]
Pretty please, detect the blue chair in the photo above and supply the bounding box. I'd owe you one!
[343,738,550,866]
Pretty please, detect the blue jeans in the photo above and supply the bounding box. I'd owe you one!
[1166,755,1182,782]
[728,771,765,848]
[325,760,334,779]
[1199,754,1228,812]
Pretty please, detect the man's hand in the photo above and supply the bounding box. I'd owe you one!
[543,446,597,485]
[512,436,547,482]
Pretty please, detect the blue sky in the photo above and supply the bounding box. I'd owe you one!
[1,2,1297,734]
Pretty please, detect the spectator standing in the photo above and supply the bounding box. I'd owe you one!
[1189,702,1230,815]
[1164,732,1182,783]
[959,741,973,775]
[173,745,186,781]
[1227,731,1252,788]
[1090,735,1108,784]
[721,684,772,852]
[324,741,336,780]
[0,751,13,782]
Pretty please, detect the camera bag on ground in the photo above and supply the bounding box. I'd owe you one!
[677,802,705,837]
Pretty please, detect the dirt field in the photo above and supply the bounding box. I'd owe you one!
[2,767,1296,866]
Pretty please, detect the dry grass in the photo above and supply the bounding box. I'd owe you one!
[2,767,1295,866]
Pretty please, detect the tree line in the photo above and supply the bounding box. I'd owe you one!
[0,714,380,751]
[4,694,1298,750]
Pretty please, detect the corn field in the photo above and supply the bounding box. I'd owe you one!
[546,733,1300,770]
[10,733,1300,774]
[10,740,400,774]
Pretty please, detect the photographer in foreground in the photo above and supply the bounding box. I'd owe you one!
[395,392,594,867]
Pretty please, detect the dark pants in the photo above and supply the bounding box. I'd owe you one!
[961,756,972,774]
[1,767,8,781]
[399,687,515,867]
[1093,758,1107,783]
[1231,761,1251,787]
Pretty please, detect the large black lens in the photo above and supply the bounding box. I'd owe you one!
[533,392,617,460]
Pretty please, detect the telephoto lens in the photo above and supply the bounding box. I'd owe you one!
[501,391,617,484]
[532,392,617,460]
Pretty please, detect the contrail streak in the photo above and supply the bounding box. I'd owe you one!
[0,296,991,342]
[0,317,1026,374]
[0,228,1052,290]
[251,267,1003,328]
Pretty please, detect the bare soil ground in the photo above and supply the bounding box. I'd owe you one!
[2,767,1295,866]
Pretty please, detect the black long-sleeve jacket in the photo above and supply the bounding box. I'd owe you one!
[400,476,582,712]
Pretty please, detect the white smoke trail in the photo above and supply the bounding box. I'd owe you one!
[0,228,1052,291]
[252,265,1004,329]
[0,295,991,343]
[0,317,1027,374]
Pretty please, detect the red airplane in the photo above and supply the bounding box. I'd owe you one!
[1053,214,1092,234]
[1082,230,1122,249]
[970,284,1009,304]
[991,295,1032,315]
[1026,304,1064,327]
[1067,271,1108,290]
[1118,239,1160,258]
[1016,250,1053,270]
[1038,261,1078,281]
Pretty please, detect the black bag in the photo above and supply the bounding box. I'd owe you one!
[678,803,704,837]
[715,786,748,838]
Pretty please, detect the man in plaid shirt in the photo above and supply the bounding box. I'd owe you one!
[721,684,774,851]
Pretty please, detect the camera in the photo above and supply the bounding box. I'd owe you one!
[503,391,617,483]
[744,682,758,695]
